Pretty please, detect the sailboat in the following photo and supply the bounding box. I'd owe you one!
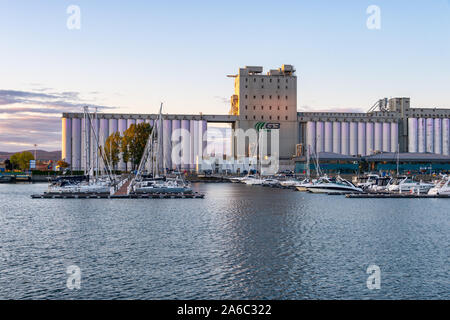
[48,106,117,194]
[295,145,315,191]
[243,127,268,185]
[130,103,192,194]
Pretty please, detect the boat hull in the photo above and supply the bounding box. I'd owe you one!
[134,187,192,194]
[306,186,362,194]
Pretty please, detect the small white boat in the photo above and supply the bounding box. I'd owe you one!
[229,177,245,183]
[262,178,280,186]
[244,177,264,185]
[428,176,450,195]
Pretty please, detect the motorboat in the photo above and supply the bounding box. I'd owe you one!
[367,176,392,192]
[306,176,363,194]
[386,176,434,193]
[428,176,450,195]
[357,174,380,190]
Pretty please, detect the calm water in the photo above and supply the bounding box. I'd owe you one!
[0,182,448,300]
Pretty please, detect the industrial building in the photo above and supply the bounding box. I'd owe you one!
[293,152,450,176]
[363,152,450,175]
[298,98,450,157]
[61,64,450,172]
[61,113,236,171]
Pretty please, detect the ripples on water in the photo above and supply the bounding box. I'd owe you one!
[0,183,448,299]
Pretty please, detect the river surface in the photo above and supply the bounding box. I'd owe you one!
[0,182,448,299]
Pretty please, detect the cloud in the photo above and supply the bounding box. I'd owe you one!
[0,89,115,110]
[0,89,117,152]
[298,105,364,113]
[214,96,231,104]
[0,115,61,151]
[0,107,71,114]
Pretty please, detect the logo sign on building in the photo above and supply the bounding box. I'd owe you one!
[254,122,281,131]
[29,160,36,169]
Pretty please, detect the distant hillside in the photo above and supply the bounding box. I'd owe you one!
[0,150,61,162]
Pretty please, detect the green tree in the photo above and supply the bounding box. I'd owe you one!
[121,123,152,171]
[121,128,132,172]
[104,132,121,171]
[10,151,34,171]
[57,160,69,169]
[130,123,152,170]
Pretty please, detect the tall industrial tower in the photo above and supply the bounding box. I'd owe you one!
[228,65,299,161]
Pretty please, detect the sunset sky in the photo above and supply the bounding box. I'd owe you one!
[1,0,449,151]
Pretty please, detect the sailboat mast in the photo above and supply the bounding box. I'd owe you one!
[154,103,163,177]
[396,142,400,176]
[83,106,90,177]
[95,107,99,180]
[306,144,310,179]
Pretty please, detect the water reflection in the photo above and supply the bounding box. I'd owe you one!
[0,183,448,299]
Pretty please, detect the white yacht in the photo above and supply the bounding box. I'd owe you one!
[387,176,434,193]
[367,176,392,192]
[357,174,380,190]
[428,176,450,195]
[306,176,363,194]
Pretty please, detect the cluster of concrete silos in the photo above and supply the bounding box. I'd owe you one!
[306,121,399,156]
[408,118,450,155]
[62,117,208,171]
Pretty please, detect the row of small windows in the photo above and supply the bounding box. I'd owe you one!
[244,85,289,89]
[244,95,289,100]
[246,78,289,83]
[245,105,288,111]
[244,115,289,120]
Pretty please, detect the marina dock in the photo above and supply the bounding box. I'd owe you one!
[346,193,450,199]
[31,192,205,199]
